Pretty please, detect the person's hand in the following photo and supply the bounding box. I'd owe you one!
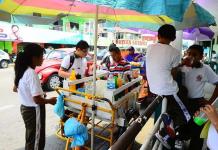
[134,54,142,62]
[134,57,139,62]
[199,98,210,107]
[48,97,57,105]
[13,85,17,92]
[181,56,193,67]
[201,105,218,123]
[194,110,200,117]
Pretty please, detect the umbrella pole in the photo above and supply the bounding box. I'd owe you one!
[91,5,99,150]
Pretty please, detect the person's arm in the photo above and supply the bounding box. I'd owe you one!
[33,96,56,105]
[171,52,181,80]
[100,57,106,65]
[205,65,218,104]
[133,53,142,62]
[201,105,218,132]
[171,67,179,80]
[58,55,71,78]
[29,70,57,105]
[58,67,71,78]
[209,84,218,104]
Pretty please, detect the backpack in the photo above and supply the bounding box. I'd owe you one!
[67,54,75,71]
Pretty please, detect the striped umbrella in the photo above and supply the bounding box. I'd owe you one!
[0,0,173,31]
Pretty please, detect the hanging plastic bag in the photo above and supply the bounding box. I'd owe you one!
[54,94,64,118]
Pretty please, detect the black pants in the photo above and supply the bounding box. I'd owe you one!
[177,119,204,150]
[20,105,46,150]
[165,91,189,127]
[166,94,204,150]
[179,98,204,150]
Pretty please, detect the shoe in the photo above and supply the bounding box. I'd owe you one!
[155,128,172,149]
[174,139,184,150]
[161,113,176,138]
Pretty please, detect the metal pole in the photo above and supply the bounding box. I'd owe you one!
[110,96,163,150]
[140,98,167,150]
[209,40,213,61]
[140,117,161,150]
[91,5,98,150]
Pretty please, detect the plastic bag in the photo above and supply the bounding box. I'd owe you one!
[64,117,88,147]
[54,94,64,118]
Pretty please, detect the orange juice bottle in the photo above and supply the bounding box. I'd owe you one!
[117,74,123,88]
[69,69,76,91]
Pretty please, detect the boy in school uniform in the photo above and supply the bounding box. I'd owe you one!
[146,24,191,149]
[179,45,218,150]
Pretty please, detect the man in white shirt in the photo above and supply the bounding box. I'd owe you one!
[146,24,191,149]
[58,40,89,79]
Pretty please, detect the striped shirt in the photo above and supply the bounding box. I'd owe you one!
[109,59,131,76]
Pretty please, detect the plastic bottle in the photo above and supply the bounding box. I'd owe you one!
[117,74,123,88]
[194,98,218,126]
[114,76,118,88]
[85,81,93,99]
[107,74,115,89]
[69,69,76,91]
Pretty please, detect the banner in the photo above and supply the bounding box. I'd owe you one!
[0,22,83,44]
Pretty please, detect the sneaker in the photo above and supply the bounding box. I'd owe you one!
[155,128,172,149]
[174,139,184,150]
[161,113,176,138]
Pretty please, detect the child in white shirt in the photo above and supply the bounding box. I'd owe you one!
[14,43,56,150]
[180,44,218,150]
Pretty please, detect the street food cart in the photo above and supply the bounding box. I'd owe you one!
[55,71,142,149]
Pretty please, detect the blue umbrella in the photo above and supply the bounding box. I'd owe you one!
[82,1,216,30]
[82,0,190,22]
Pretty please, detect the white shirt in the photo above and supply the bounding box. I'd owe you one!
[18,67,43,107]
[61,54,87,78]
[207,124,218,150]
[211,53,217,62]
[146,43,181,95]
[181,64,218,98]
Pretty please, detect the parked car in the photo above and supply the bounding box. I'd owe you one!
[0,49,10,68]
[35,48,93,91]
[43,48,53,59]
[97,48,107,60]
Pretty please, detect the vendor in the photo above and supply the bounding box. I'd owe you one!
[100,43,116,70]
[108,46,131,80]
[125,46,146,77]
[125,46,142,63]
[58,40,90,79]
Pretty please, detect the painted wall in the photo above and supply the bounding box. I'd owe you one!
[0,41,12,53]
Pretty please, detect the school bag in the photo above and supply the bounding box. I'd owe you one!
[67,54,75,71]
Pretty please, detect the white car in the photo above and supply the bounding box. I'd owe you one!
[0,49,10,68]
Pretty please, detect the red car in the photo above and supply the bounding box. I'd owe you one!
[35,48,93,91]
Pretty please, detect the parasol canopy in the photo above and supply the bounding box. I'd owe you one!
[0,0,173,31]
[183,27,215,41]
